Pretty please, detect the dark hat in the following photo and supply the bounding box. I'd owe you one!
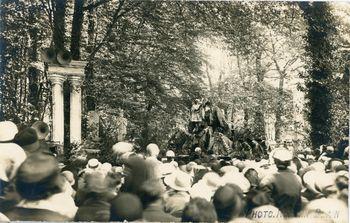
[14,127,40,153]
[31,121,49,140]
[15,153,64,200]
[110,193,143,221]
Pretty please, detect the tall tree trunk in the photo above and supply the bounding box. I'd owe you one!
[254,53,265,140]
[299,2,334,148]
[52,0,67,50]
[70,0,85,60]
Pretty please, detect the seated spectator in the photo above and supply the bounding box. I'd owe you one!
[181,197,217,222]
[139,179,179,222]
[163,170,191,218]
[213,184,246,222]
[74,172,114,221]
[4,153,77,221]
[109,193,143,221]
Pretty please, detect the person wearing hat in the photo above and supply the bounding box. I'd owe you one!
[181,197,217,222]
[74,172,115,221]
[4,153,77,221]
[138,179,179,222]
[213,184,246,222]
[109,192,143,222]
[13,127,51,156]
[0,121,18,143]
[189,172,223,201]
[163,170,191,218]
[260,149,302,217]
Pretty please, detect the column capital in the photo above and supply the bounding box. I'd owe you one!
[68,75,83,92]
[48,73,66,85]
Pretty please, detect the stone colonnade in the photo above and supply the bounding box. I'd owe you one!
[48,61,86,147]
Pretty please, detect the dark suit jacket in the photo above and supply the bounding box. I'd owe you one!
[143,203,180,222]
[4,207,71,221]
[74,198,110,221]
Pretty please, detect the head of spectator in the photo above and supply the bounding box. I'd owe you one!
[181,197,217,222]
[15,153,65,200]
[99,162,112,174]
[243,168,260,188]
[164,170,191,192]
[120,156,155,195]
[213,184,245,222]
[61,170,75,186]
[327,158,344,172]
[272,149,293,170]
[146,143,160,158]
[0,121,18,142]
[165,149,176,163]
[85,158,101,172]
[189,172,223,201]
[0,143,26,195]
[112,142,134,159]
[109,193,143,221]
[221,172,251,193]
[13,127,40,154]
[31,121,49,140]
[138,179,165,208]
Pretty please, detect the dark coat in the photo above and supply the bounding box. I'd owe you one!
[74,198,110,221]
[260,169,302,217]
[143,203,180,222]
[3,207,71,221]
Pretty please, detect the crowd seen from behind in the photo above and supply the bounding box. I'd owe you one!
[0,120,349,222]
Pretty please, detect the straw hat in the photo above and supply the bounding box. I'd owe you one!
[164,170,192,191]
[0,143,26,181]
[189,172,223,201]
[0,121,18,142]
[221,172,250,193]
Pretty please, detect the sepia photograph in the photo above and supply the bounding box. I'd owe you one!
[0,0,349,222]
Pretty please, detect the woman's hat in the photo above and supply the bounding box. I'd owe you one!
[164,170,192,191]
[0,121,18,142]
[13,127,40,153]
[0,143,27,181]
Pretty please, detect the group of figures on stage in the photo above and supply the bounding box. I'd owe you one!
[168,98,268,158]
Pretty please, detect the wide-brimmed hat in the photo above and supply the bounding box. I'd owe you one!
[112,142,133,155]
[273,149,293,162]
[220,165,239,174]
[221,172,251,193]
[31,121,49,140]
[189,172,223,201]
[13,127,40,153]
[0,121,18,142]
[164,170,192,191]
[0,143,27,181]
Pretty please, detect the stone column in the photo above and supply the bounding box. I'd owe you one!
[69,76,82,144]
[48,74,66,146]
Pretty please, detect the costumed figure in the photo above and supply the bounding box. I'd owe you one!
[189,99,203,133]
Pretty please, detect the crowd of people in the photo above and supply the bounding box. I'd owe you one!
[0,120,349,222]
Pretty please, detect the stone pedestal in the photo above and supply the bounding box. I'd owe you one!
[48,61,87,149]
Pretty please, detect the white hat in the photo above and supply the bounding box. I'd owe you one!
[273,149,293,162]
[0,143,26,181]
[160,162,177,177]
[146,143,160,157]
[166,150,175,157]
[112,142,133,155]
[189,172,223,201]
[220,165,239,174]
[221,172,251,193]
[0,121,18,142]
[164,170,192,191]
[86,158,101,169]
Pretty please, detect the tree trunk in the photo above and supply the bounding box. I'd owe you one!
[275,75,284,141]
[70,0,85,60]
[52,0,67,50]
[254,53,265,140]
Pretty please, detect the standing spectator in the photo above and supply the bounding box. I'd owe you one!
[181,197,217,222]
[4,153,77,221]
[260,149,302,217]
[139,179,179,222]
[115,109,127,142]
[109,193,143,221]
[163,170,191,217]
